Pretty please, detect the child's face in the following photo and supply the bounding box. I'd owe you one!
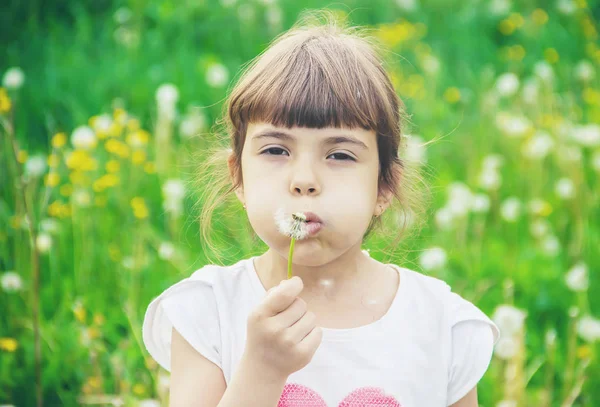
[231,121,391,265]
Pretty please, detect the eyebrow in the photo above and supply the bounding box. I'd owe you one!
[251,130,369,150]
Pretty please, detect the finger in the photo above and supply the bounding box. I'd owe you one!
[287,311,316,344]
[273,297,307,327]
[297,326,323,355]
[264,276,303,316]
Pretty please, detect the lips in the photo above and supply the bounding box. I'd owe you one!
[301,211,323,224]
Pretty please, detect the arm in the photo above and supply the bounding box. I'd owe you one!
[169,327,287,407]
[449,386,478,407]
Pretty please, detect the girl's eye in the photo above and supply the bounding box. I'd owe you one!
[260,148,355,161]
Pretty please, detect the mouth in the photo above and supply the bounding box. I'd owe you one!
[275,208,324,239]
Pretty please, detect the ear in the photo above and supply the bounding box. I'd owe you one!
[374,189,394,217]
[227,152,245,205]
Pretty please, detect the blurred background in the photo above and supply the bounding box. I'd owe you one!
[1,0,599,406]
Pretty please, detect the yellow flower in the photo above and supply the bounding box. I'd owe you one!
[583,88,600,105]
[88,327,101,340]
[69,171,89,186]
[131,197,149,219]
[51,132,67,148]
[544,48,559,64]
[0,88,11,113]
[17,150,28,164]
[444,87,461,103]
[113,107,128,124]
[47,154,60,168]
[66,150,96,171]
[87,376,102,389]
[48,201,63,217]
[106,160,120,173]
[9,215,21,229]
[126,130,150,147]
[577,345,592,360]
[132,150,146,165]
[0,337,18,352]
[499,19,515,35]
[132,383,146,396]
[531,9,548,25]
[60,184,73,197]
[377,20,415,48]
[93,313,105,326]
[509,12,525,28]
[144,162,156,174]
[108,122,123,138]
[127,118,141,131]
[93,174,120,192]
[104,139,130,158]
[73,303,86,323]
[45,173,60,187]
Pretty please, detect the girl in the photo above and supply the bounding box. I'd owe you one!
[143,10,500,407]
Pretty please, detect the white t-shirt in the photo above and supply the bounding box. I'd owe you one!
[142,256,501,407]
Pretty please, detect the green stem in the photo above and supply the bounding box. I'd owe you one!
[287,238,296,279]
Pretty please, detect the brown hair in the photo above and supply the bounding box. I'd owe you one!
[194,9,427,265]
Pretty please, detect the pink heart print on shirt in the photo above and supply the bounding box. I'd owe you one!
[278,383,401,406]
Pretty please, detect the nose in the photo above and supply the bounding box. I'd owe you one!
[290,163,321,196]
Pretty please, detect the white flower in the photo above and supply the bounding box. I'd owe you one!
[421,55,440,75]
[159,242,175,260]
[122,256,134,270]
[1,271,23,292]
[494,336,519,360]
[529,219,550,238]
[162,179,185,202]
[179,110,207,139]
[113,7,132,24]
[71,126,97,150]
[237,4,257,23]
[565,262,589,292]
[541,235,560,256]
[206,63,230,88]
[72,190,92,207]
[434,207,454,230]
[25,155,48,177]
[478,167,502,191]
[496,112,532,137]
[500,197,521,222]
[522,131,554,159]
[482,154,505,170]
[40,218,60,234]
[274,207,310,240]
[557,145,582,163]
[492,304,527,336]
[555,178,575,200]
[265,6,283,27]
[446,183,473,218]
[545,329,557,346]
[571,124,600,147]
[575,60,595,82]
[471,193,491,213]
[577,315,600,343]
[403,135,427,165]
[395,0,418,11]
[496,400,518,407]
[2,67,25,89]
[419,247,447,271]
[527,199,551,216]
[534,61,554,82]
[488,0,511,15]
[36,233,52,253]
[593,151,600,172]
[557,0,577,15]
[495,73,520,97]
[157,371,170,396]
[521,79,539,105]
[156,83,179,119]
[138,399,160,407]
[92,114,113,133]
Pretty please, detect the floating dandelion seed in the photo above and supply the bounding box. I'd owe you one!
[275,208,309,279]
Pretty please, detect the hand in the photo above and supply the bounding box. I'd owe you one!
[242,276,323,379]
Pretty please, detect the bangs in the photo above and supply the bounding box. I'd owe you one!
[230,34,399,134]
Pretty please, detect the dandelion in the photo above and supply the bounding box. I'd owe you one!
[557,0,577,15]
[555,178,575,200]
[25,155,48,177]
[488,0,511,16]
[274,208,310,279]
[395,0,418,11]
[497,400,518,407]
[156,83,179,119]
[402,134,427,165]
[162,179,186,217]
[36,233,52,253]
[500,197,521,222]
[495,112,532,137]
[206,63,230,88]
[418,247,447,271]
[1,271,23,292]
[2,67,25,89]
[71,126,97,150]
[0,337,18,352]
[265,6,283,28]
[521,79,539,105]
[495,72,520,97]
[541,234,560,256]
[530,219,550,238]
[534,61,554,82]
[527,199,552,216]
[565,262,589,292]
[494,336,519,360]
[434,207,454,230]
[179,108,207,139]
[522,131,554,159]
[575,60,595,82]
[570,124,600,147]
[421,54,440,75]
[492,304,527,336]
[158,242,175,260]
[577,315,600,343]
[40,218,60,234]
[471,193,491,213]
